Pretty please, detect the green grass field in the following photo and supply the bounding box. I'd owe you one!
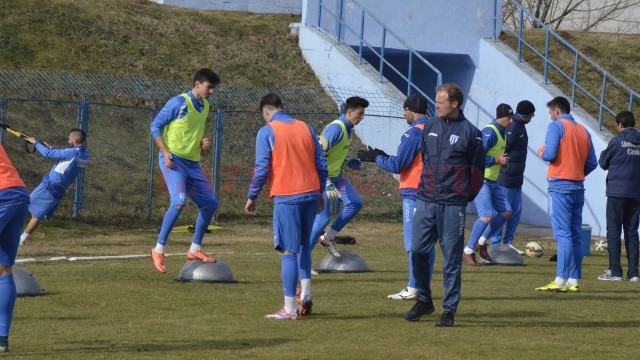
[11,219,640,359]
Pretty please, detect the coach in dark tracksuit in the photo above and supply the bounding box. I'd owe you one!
[403,84,485,327]
[598,110,640,282]
[487,101,536,251]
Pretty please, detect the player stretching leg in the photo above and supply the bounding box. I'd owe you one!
[309,97,369,258]
[149,68,221,273]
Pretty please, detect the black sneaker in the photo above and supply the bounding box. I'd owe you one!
[404,301,435,321]
[435,311,455,327]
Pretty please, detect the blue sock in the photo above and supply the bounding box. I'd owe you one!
[192,208,215,246]
[485,214,507,240]
[281,254,298,297]
[298,246,312,280]
[157,206,182,246]
[466,219,489,250]
[0,274,16,337]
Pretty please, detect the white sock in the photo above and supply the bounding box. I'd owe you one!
[478,236,487,245]
[568,278,578,286]
[463,247,475,255]
[284,296,297,315]
[324,227,338,241]
[154,243,165,254]
[555,277,567,287]
[300,279,311,300]
[407,286,416,293]
[189,243,201,253]
[20,232,30,245]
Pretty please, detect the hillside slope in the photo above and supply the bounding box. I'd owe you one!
[0,0,317,86]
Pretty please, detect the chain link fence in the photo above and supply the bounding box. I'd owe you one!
[1,71,414,226]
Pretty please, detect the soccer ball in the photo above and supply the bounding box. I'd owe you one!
[525,241,544,257]
[594,240,608,251]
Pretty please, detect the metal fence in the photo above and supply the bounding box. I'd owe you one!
[0,72,409,225]
[496,0,640,130]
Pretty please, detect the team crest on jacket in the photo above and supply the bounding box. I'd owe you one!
[449,134,459,145]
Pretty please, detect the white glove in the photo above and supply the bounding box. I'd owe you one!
[318,135,330,156]
[325,182,342,200]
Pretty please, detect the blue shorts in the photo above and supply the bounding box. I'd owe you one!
[474,180,511,218]
[0,201,30,266]
[273,198,319,253]
[29,183,62,221]
[159,154,218,210]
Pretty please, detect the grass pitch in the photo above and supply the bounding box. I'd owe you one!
[11,219,640,359]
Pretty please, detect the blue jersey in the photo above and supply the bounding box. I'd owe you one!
[248,111,328,204]
[150,91,205,139]
[376,117,426,199]
[36,143,90,199]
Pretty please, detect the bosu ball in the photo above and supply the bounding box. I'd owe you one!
[13,266,46,297]
[175,259,237,283]
[486,245,526,266]
[315,250,370,273]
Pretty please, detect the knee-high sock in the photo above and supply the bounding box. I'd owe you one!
[157,206,182,246]
[192,208,215,246]
[466,219,489,250]
[282,254,298,314]
[298,247,312,280]
[282,254,298,297]
[0,274,16,337]
[484,214,507,241]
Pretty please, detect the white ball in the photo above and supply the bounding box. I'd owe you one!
[525,241,544,257]
[593,240,608,251]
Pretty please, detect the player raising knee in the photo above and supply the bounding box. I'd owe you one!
[310,96,369,258]
[149,68,221,273]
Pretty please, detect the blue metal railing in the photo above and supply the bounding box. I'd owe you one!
[495,0,640,130]
[316,0,442,106]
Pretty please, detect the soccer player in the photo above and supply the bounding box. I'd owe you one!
[19,129,89,245]
[358,93,436,300]
[149,68,221,273]
[404,84,484,327]
[535,96,597,293]
[310,96,368,258]
[245,93,327,319]
[597,111,640,282]
[483,100,535,254]
[0,143,30,353]
[463,104,513,265]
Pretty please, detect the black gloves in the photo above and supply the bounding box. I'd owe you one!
[357,146,388,162]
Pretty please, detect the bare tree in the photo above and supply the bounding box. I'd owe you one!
[502,0,640,33]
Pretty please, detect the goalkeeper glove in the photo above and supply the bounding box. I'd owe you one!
[318,135,330,156]
[325,182,342,200]
[357,146,388,162]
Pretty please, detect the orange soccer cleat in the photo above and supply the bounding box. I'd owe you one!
[151,249,167,273]
[187,249,217,263]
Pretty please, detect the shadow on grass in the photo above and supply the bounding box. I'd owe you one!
[25,337,292,355]
[461,311,640,328]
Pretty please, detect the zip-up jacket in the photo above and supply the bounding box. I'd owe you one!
[418,110,485,205]
[599,127,640,199]
[497,115,528,188]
